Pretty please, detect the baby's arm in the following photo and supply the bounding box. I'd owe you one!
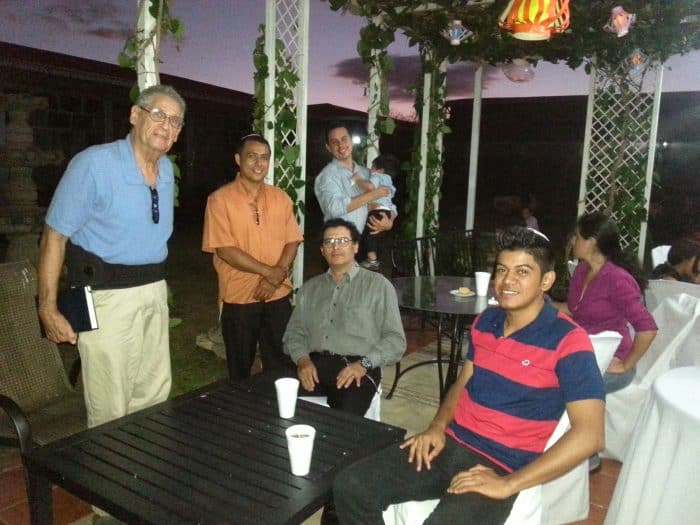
[352,173,375,192]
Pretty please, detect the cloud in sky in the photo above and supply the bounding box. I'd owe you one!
[47,1,130,38]
[331,54,504,103]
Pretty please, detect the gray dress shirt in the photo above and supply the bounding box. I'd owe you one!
[283,264,406,368]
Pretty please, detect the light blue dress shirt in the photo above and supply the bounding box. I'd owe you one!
[314,159,370,232]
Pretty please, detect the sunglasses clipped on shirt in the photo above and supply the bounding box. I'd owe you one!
[149,187,159,224]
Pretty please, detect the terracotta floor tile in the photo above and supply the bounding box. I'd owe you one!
[0,466,26,508]
[53,487,91,525]
[0,501,29,525]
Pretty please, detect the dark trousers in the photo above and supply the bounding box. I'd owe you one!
[334,436,517,525]
[305,352,381,417]
[220,295,293,380]
[361,209,391,257]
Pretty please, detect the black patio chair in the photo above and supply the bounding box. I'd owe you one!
[432,229,481,277]
[390,235,433,278]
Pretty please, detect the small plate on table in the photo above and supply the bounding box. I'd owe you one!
[450,289,475,298]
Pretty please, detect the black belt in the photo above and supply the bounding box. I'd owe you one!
[311,350,360,360]
[66,241,166,290]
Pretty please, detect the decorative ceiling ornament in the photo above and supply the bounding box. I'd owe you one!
[443,19,472,46]
[502,58,536,81]
[628,48,648,75]
[604,6,636,37]
[498,0,570,41]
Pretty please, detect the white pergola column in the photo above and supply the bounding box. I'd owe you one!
[366,52,381,168]
[416,60,432,239]
[265,0,309,285]
[465,63,483,231]
[136,0,159,90]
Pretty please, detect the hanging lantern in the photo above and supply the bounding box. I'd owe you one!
[502,59,535,82]
[604,6,636,37]
[443,20,472,46]
[628,48,648,75]
[498,0,570,41]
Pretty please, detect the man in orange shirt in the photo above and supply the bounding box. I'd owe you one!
[202,134,303,379]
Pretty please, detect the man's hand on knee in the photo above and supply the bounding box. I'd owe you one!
[296,356,319,391]
[447,464,515,499]
[335,361,367,389]
[400,424,446,472]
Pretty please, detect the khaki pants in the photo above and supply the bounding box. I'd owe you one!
[78,280,171,428]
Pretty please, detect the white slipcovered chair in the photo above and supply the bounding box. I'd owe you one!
[299,385,382,422]
[383,331,621,525]
[605,293,700,460]
[650,245,671,268]
[644,279,700,313]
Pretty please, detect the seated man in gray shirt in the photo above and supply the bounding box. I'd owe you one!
[283,218,406,416]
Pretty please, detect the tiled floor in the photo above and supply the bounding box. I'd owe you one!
[0,316,620,525]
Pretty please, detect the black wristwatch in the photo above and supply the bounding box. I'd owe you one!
[360,356,373,369]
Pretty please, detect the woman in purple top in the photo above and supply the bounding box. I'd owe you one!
[559,212,657,394]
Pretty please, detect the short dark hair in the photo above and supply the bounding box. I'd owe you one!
[321,218,361,244]
[668,237,700,266]
[237,133,270,155]
[495,226,555,273]
[325,121,350,144]
[371,154,400,178]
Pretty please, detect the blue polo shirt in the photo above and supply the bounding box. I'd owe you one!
[46,135,174,265]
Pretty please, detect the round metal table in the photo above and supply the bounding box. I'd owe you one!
[390,276,491,399]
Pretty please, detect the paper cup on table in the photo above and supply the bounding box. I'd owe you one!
[275,377,299,419]
[286,424,316,476]
[474,272,491,297]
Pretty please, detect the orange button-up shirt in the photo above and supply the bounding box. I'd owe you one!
[202,178,303,304]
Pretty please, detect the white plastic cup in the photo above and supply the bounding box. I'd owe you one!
[474,272,491,297]
[275,377,299,419]
[285,424,316,476]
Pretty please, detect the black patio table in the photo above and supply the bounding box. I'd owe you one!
[22,378,406,525]
[390,276,492,400]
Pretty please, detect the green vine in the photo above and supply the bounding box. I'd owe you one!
[329,1,700,72]
[118,0,184,100]
[252,26,305,221]
[402,45,450,239]
[358,22,396,143]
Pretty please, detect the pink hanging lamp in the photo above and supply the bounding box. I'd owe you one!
[498,0,570,41]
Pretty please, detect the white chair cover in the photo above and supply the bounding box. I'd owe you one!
[299,385,382,422]
[645,279,700,313]
[650,245,671,268]
[383,334,618,525]
[605,293,700,460]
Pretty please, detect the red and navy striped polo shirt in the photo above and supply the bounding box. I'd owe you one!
[447,303,605,472]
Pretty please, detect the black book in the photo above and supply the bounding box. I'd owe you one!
[57,286,99,333]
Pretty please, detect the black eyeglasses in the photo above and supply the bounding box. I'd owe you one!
[139,105,184,128]
[150,187,159,224]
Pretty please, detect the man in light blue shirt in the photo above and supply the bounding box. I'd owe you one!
[314,122,395,237]
[37,85,185,434]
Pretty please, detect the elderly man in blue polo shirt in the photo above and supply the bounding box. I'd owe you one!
[37,84,185,430]
[314,122,395,236]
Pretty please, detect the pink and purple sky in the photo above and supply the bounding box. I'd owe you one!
[1,0,699,118]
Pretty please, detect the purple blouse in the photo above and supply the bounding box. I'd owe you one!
[567,260,657,360]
